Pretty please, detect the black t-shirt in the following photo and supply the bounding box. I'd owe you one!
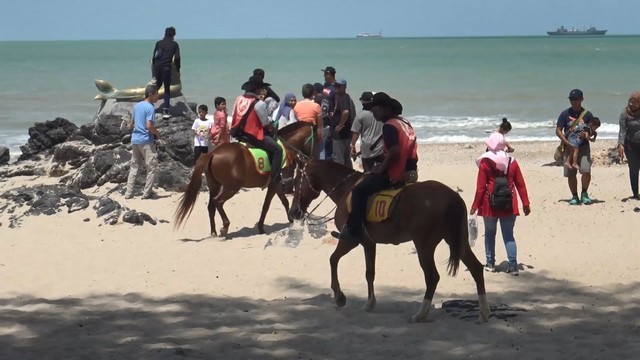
[153,38,181,70]
[382,123,417,171]
[556,107,593,133]
[331,93,355,140]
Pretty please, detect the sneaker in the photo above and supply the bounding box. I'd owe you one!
[141,191,159,200]
[506,265,519,276]
[568,196,581,205]
[484,263,496,272]
[124,194,134,200]
[162,109,170,119]
[581,192,592,205]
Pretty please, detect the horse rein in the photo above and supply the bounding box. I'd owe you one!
[296,162,360,226]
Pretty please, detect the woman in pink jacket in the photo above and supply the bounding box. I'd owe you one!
[470,133,531,276]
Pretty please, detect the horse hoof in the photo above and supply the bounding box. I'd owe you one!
[219,228,228,237]
[410,314,426,323]
[364,300,376,312]
[335,292,347,307]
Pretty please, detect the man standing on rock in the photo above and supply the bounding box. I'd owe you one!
[152,26,180,119]
[125,85,161,200]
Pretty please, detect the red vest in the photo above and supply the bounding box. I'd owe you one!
[385,118,418,182]
[231,94,264,140]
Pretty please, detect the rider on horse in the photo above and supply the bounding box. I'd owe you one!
[230,75,283,186]
[340,92,418,243]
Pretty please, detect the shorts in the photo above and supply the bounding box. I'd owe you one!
[563,145,591,177]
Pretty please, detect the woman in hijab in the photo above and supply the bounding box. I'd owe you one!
[470,133,531,276]
[617,91,640,200]
[275,93,298,130]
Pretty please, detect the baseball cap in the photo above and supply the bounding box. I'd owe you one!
[359,91,374,101]
[335,79,347,87]
[321,66,336,75]
[568,89,583,99]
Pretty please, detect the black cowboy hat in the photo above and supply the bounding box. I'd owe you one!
[371,92,403,115]
[241,75,271,92]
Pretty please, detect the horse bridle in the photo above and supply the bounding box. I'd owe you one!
[295,161,360,225]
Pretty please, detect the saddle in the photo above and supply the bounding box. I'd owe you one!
[239,140,290,174]
[346,183,412,223]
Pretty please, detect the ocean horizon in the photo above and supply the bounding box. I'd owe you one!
[1,35,637,160]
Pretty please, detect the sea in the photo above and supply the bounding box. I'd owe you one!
[1,36,637,160]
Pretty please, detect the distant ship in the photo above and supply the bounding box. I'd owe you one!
[547,26,607,36]
[356,30,383,38]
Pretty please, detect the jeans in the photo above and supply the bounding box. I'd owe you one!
[126,143,158,197]
[624,142,640,197]
[318,125,331,160]
[483,215,517,267]
[153,66,171,111]
[244,133,282,182]
[346,173,391,235]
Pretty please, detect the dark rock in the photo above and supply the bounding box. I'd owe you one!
[123,210,156,226]
[93,197,121,225]
[122,210,144,225]
[0,185,86,223]
[53,139,95,164]
[66,196,90,213]
[0,146,9,165]
[159,219,169,224]
[19,118,78,161]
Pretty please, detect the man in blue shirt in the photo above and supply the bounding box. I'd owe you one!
[125,85,161,199]
[555,89,594,205]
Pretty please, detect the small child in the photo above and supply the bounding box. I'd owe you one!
[565,117,601,170]
[192,104,213,163]
[211,97,230,147]
[486,118,514,153]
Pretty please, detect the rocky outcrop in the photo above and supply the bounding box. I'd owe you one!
[0,146,9,165]
[0,97,200,227]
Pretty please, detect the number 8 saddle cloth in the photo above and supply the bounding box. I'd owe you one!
[240,140,291,175]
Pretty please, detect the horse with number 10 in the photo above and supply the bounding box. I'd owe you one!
[174,122,317,237]
[289,160,490,323]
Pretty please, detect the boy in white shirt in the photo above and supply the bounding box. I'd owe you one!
[191,104,214,163]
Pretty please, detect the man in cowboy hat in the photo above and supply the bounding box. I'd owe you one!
[231,75,283,186]
[340,92,418,243]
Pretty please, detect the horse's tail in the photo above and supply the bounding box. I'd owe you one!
[174,153,209,229]
[445,192,468,277]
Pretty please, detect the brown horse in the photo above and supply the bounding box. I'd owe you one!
[289,160,490,322]
[174,122,317,237]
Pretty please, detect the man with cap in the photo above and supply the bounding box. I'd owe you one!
[231,75,283,186]
[332,79,356,168]
[340,92,418,243]
[152,26,181,119]
[351,91,384,172]
[320,67,337,160]
[555,89,595,205]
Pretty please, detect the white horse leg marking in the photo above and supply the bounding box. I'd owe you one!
[478,294,490,322]
[411,298,432,323]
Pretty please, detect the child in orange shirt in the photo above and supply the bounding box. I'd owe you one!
[211,97,230,147]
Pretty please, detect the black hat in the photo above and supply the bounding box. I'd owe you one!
[371,92,403,115]
[359,91,374,101]
[313,82,324,93]
[321,66,336,75]
[568,89,583,99]
[241,75,271,92]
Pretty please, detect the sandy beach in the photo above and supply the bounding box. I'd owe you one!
[1,139,639,359]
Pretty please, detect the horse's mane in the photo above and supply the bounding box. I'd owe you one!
[277,121,313,138]
[312,160,361,180]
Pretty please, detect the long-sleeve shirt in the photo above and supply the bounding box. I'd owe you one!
[472,158,530,217]
[617,111,640,145]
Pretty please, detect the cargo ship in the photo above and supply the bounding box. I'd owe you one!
[547,26,607,36]
[356,30,383,38]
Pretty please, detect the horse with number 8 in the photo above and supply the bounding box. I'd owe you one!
[174,122,317,237]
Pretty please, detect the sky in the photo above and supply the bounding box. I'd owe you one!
[1,0,637,41]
